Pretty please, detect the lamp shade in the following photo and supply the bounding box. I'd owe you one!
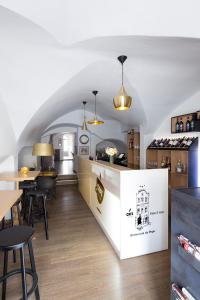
[87,117,104,125]
[113,85,132,110]
[32,143,54,156]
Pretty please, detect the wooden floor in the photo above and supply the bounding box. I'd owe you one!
[1,185,170,300]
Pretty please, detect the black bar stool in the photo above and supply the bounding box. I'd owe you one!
[26,191,49,240]
[1,203,22,263]
[0,226,40,300]
[19,181,37,220]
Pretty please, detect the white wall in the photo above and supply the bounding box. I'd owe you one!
[18,146,37,169]
[44,109,128,158]
[0,95,16,163]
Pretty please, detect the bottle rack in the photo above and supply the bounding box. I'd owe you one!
[171,188,200,299]
[146,137,198,212]
[127,131,140,169]
[171,111,200,134]
[148,137,197,150]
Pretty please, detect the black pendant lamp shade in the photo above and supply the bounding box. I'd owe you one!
[81,101,88,131]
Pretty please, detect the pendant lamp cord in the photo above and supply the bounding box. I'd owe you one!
[122,62,124,86]
[95,94,97,116]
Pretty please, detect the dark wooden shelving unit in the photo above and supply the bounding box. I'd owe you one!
[146,138,198,212]
[127,131,140,169]
[171,188,200,299]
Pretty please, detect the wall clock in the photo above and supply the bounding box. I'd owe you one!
[79,134,89,144]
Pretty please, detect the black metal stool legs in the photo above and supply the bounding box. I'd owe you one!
[2,250,8,300]
[28,240,40,300]
[1,217,5,230]
[10,208,17,263]
[28,197,33,227]
[20,247,28,300]
[42,196,49,240]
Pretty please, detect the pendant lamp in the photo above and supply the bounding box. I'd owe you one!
[81,101,88,131]
[113,55,132,110]
[87,91,104,125]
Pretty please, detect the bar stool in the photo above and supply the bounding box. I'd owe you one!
[0,226,40,300]
[1,203,22,263]
[26,191,49,240]
[19,181,37,220]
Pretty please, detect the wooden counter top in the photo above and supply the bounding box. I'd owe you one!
[0,190,22,221]
[90,160,131,172]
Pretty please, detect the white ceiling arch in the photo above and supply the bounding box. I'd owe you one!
[1,0,200,45]
[0,3,200,155]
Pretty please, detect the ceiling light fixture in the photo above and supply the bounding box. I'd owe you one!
[113,55,132,110]
[87,91,104,125]
[81,101,88,131]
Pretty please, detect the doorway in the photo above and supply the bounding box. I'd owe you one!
[53,132,76,175]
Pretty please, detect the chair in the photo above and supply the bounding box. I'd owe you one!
[37,176,56,200]
[26,190,49,240]
[0,226,40,300]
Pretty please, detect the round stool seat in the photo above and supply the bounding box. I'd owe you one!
[27,190,46,197]
[19,181,37,190]
[0,226,34,250]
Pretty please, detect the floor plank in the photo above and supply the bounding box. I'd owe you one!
[1,185,170,300]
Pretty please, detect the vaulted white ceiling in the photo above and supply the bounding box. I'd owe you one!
[0,1,200,155]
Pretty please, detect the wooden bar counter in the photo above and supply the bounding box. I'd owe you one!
[78,157,168,260]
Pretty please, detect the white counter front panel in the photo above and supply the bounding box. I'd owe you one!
[120,169,168,259]
[90,164,121,253]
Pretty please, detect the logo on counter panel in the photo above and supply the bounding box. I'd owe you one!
[135,186,150,230]
[95,176,105,204]
[126,185,151,231]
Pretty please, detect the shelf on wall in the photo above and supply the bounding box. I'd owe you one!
[171,111,200,134]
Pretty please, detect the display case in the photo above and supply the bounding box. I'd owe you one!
[171,188,200,299]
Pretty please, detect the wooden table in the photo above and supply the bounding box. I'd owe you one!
[0,190,22,221]
[0,171,40,189]
[0,171,40,224]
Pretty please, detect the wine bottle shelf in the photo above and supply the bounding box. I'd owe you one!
[171,111,200,134]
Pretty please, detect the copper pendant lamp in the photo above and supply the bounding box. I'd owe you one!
[81,101,88,131]
[87,91,104,125]
[113,55,132,110]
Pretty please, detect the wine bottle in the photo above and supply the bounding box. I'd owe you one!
[190,114,196,131]
[149,139,156,148]
[173,139,179,147]
[166,156,171,171]
[164,138,170,148]
[179,117,184,132]
[186,117,191,132]
[176,160,183,173]
[159,139,164,147]
[168,139,174,148]
[161,156,166,168]
[179,137,186,147]
[175,118,180,133]
[187,137,195,147]
[176,138,183,148]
